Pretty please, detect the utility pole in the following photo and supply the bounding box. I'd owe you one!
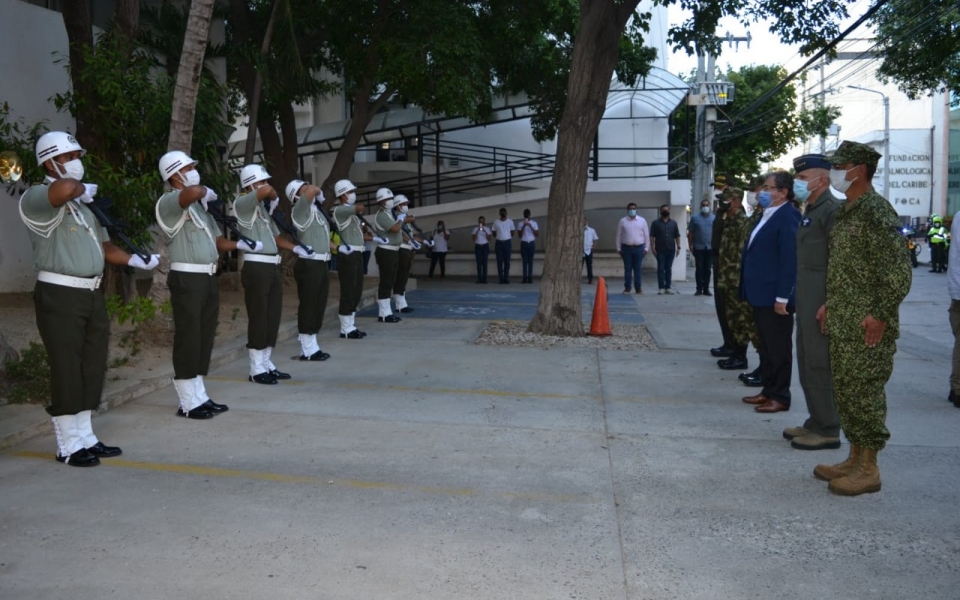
[849,85,890,197]
[819,62,826,153]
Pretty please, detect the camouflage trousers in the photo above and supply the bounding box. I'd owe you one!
[722,287,760,350]
[829,333,894,450]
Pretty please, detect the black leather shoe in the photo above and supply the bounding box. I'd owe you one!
[200,399,229,413]
[249,372,278,384]
[742,375,764,387]
[718,356,748,370]
[177,405,216,419]
[710,346,734,357]
[87,441,122,458]
[269,369,291,380]
[738,368,761,382]
[399,307,414,313]
[300,350,331,361]
[378,315,402,322]
[703,290,712,296]
[56,448,100,467]
[340,330,364,339]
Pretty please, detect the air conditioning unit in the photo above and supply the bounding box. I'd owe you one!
[449,156,460,167]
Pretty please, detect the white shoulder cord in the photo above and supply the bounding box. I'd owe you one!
[333,206,354,232]
[233,199,266,230]
[65,202,104,259]
[291,199,316,232]
[155,193,190,238]
[155,194,217,252]
[19,191,65,238]
[188,204,217,249]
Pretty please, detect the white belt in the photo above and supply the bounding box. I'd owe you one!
[38,270,101,290]
[377,244,399,251]
[302,252,330,261]
[400,243,413,250]
[243,253,281,265]
[170,262,217,275]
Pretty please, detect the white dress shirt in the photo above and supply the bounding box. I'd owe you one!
[583,226,599,255]
[491,218,516,240]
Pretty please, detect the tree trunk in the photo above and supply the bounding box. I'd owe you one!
[60,2,95,150]
[528,0,639,336]
[148,0,216,304]
[243,0,284,165]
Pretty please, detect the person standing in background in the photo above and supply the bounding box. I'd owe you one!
[615,202,649,294]
[688,198,715,296]
[650,204,681,295]
[491,207,516,284]
[429,220,450,279]
[472,216,491,284]
[583,217,599,285]
[517,208,539,283]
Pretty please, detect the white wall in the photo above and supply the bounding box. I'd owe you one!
[855,128,936,220]
[0,0,77,292]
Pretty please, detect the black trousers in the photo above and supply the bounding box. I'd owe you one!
[495,240,512,281]
[582,253,594,280]
[394,248,413,295]
[474,244,489,282]
[713,255,733,348]
[168,271,219,380]
[375,247,399,299]
[520,240,535,280]
[241,261,283,350]
[429,251,447,277]
[293,258,330,334]
[35,281,110,417]
[753,306,794,405]
[932,243,947,270]
[693,249,712,292]
[337,251,363,315]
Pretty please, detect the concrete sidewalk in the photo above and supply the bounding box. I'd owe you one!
[1,268,957,600]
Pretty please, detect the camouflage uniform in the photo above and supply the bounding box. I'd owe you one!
[718,209,760,350]
[826,150,912,451]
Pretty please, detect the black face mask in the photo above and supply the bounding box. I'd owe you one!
[661,211,670,217]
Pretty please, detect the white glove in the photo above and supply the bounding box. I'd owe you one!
[268,198,279,215]
[315,191,325,204]
[338,244,353,255]
[200,186,217,210]
[395,213,406,223]
[293,245,313,258]
[128,254,160,270]
[78,183,97,204]
[373,235,390,245]
[424,239,436,248]
[238,239,264,252]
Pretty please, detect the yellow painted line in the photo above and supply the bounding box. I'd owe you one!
[9,451,598,504]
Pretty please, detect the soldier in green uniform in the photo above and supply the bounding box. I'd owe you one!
[235,164,310,384]
[287,180,336,361]
[813,141,912,496]
[715,188,761,381]
[782,154,843,450]
[372,187,403,323]
[21,131,159,466]
[156,151,250,419]
[332,179,368,339]
[392,194,418,314]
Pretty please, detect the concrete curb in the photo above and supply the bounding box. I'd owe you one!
[0,282,391,452]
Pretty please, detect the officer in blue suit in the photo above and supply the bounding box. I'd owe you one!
[739,171,802,414]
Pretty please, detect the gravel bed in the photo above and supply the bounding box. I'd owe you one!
[474,320,658,351]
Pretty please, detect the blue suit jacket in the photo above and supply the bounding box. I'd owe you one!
[740,204,802,308]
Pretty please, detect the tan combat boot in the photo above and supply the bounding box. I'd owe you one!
[828,448,881,496]
[813,444,860,481]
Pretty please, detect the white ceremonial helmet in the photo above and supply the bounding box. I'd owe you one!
[375,187,394,202]
[334,179,357,198]
[35,131,85,165]
[285,179,306,202]
[158,150,197,181]
[393,194,409,206]
[240,164,271,188]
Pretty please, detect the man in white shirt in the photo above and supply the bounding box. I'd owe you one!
[491,207,516,284]
[471,216,492,283]
[429,220,450,279]
[615,202,650,294]
[517,208,539,283]
[583,217,599,284]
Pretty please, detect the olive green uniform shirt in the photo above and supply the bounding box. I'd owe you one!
[333,204,364,247]
[290,197,332,252]
[234,191,280,254]
[156,191,220,265]
[375,209,402,245]
[20,182,107,277]
[795,192,842,313]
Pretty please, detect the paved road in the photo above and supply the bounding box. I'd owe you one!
[1,268,957,599]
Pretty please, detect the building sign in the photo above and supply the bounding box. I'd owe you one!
[868,129,933,219]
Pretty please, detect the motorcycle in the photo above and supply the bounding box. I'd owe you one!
[902,227,919,268]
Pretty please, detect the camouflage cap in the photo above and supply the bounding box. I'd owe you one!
[829,141,881,168]
[724,186,744,201]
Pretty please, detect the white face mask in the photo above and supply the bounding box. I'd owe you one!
[399,205,409,214]
[381,199,394,210]
[829,167,856,193]
[346,192,357,205]
[181,170,201,187]
[746,192,758,207]
[55,158,85,181]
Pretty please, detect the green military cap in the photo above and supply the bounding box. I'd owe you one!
[829,141,881,168]
[724,186,744,201]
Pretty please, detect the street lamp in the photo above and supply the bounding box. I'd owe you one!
[848,85,890,198]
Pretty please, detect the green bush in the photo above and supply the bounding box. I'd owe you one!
[3,342,50,405]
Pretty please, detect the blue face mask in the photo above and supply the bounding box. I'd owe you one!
[627,209,637,217]
[757,191,773,209]
[792,180,811,202]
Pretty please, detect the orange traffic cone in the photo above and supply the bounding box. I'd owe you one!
[589,277,612,336]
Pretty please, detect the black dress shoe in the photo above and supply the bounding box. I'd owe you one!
[177,405,216,419]
[710,346,734,357]
[56,448,100,467]
[378,315,402,322]
[249,372,278,384]
[269,369,291,380]
[200,399,229,413]
[300,350,331,361]
[87,441,122,458]
[718,356,748,370]
[399,307,414,313]
[703,290,712,296]
[340,330,364,339]
[742,375,764,387]
[738,368,761,382]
